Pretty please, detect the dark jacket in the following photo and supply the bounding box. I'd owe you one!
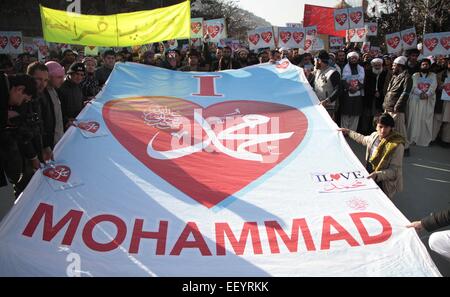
[383,70,412,113]
[94,66,113,87]
[59,79,84,127]
[421,208,450,232]
[364,69,388,112]
[39,90,56,149]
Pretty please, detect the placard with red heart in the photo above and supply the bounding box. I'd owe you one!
[279,31,291,44]
[42,163,83,191]
[248,33,260,46]
[439,33,450,51]
[76,120,108,138]
[0,35,8,50]
[304,39,313,51]
[347,29,356,42]
[424,37,438,52]
[203,18,226,42]
[442,78,450,100]
[417,82,431,93]
[365,22,378,36]
[400,28,417,50]
[103,97,308,208]
[261,31,273,44]
[348,7,364,29]
[191,18,203,38]
[334,8,349,31]
[293,31,304,44]
[385,32,402,53]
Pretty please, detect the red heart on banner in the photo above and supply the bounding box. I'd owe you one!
[349,11,362,24]
[350,79,359,89]
[330,173,341,180]
[369,24,377,33]
[424,38,438,52]
[191,22,202,34]
[0,36,8,49]
[279,31,291,43]
[43,165,71,183]
[293,32,304,44]
[261,31,273,43]
[207,25,220,38]
[9,36,22,49]
[276,61,290,69]
[444,83,450,96]
[356,28,366,38]
[78,121,100,134]
[335,13,347,26]
[248,34,260,45]
[440,36,450,50]
[387,36,400,49]
[418,83,431,93]
[304,39,312,50]
[402,33,416,46]
[103,97,308,208]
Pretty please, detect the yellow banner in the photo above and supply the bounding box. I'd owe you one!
[40,1,191,47]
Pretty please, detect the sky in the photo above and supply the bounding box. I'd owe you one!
[237,0,363,27]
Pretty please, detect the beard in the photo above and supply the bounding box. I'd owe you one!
[420,68,430,73]
[372,68,383,75]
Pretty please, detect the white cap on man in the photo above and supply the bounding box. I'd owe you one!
[393,56,407,65]
[371,58,383,65]
[347,51,359,59]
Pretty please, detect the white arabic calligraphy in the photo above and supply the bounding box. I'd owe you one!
[147,109,294,162]
[143,105,182,130]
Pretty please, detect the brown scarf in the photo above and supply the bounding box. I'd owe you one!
[369,131,405,172]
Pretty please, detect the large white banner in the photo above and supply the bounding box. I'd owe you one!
[0,61,440,276]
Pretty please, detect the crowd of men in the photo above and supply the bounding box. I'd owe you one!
[0,38,449,200]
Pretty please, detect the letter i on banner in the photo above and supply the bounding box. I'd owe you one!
[334,8,350,31]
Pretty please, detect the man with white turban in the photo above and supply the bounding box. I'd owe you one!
[383,56,413,156]
[340,51,365,131]
[360,58,388,133]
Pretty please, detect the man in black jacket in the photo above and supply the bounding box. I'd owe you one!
[361,58,388,134]
[408,208,450,260]
[0,73,37,192]
[59,62,85,129]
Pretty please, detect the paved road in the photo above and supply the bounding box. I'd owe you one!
[1,141,449,276]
